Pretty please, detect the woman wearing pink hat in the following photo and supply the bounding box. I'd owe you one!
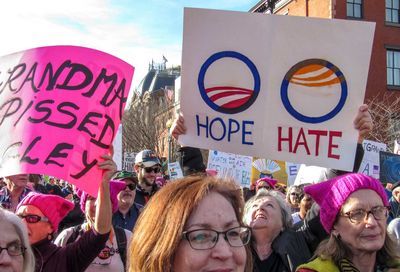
[54,180,132,271]
[15,154,116,272]
[297,173,400,272]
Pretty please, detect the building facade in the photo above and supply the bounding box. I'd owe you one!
[250,0,400,101]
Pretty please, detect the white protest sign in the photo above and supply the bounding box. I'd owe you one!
[180,8,375,171]
[358,140,386,179]
[112,124,123,170]
[123,152,136,172]
[207,150,252,187]
[168,161,184,180]
[286,162,301,186]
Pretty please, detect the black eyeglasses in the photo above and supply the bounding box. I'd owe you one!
[182,226,251,250]
[142,166,161,174]
[340,206,389,223]
[18,214,49,224]
[0,242,26,256]
[126,183,137,191]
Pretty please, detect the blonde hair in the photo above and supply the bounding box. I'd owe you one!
[128,176,252,272]
[0,207,35,272]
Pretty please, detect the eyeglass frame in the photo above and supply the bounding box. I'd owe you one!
[182,226,251,250]
[0,242,26,256]
[340,206,390,224]
[18,214,49,224]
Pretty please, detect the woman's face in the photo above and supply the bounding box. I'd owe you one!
[334,189,387,255]
[16,205,53,245]
[173,192,247,272]
[85,196,97,221]
[248,196,283,236]
[289,188,301,206]
[0,221,24,272]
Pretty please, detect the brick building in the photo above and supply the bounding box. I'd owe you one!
[250,0,400,101]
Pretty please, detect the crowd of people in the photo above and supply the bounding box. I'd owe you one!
[1,104,400,272]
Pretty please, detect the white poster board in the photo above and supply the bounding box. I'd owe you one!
[180,8,375,171]
[207,150,252,187]
[168,161,184,180]
[123,152,136,172]
[112,124,123,170]
[358,140,387,179]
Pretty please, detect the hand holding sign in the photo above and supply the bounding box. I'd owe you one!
[170,113,186,141]
[353,104,373,143]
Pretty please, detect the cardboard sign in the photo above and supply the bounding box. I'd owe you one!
[180,8,375,171]
[358,139,386,179]
[207,150,252,187]
[168,161,184,180]
[380,151,400,184]
[0,46,134,196]
[123,152,136,172]
[113,124,123,170]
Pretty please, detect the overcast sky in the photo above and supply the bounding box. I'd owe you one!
[0,0,254,91]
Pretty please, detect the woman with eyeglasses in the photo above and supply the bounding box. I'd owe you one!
[54,180,131,271]
[0,207,35,272]
[15,154,116,272]
[128,176,253,272]
[243,188,316,272]
[297,173,400,272]
[286,185,302,213]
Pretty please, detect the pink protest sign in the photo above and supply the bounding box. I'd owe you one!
[0,46,134,196]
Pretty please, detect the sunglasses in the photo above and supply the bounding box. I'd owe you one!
[126,183,137,191]
[18,214,49,224]
[142,166,161,174]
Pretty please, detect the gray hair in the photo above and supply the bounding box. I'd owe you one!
[0,207,35,272]
[244,189,293,229]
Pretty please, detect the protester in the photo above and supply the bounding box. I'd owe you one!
[388,218,400,251]
[129,176,252,271]
[292,192,314,228]
[57,186,85,235]
[286,185,302,213]
[0,174,31,212]
[112,171,142,231]
[255,177,277,192]
[0,207,35,272]
[55,180,131,271]
[389,181,400,220]
[297,173,400,272]
[133,150,161,206]
[243,189,321,272]
[15,154,115,272]
[28,174,48,194]
[45,176,64,197]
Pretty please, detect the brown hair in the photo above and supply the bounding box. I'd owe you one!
[314,228,400,267]
[128,176,252,272]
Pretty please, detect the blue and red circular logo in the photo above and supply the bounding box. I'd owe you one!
[198,51,260,114]
[280,59,347,124]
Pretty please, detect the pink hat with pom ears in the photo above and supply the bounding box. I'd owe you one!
[17,192,74,232]
[79,180,127,214]
[256,177,278,190]
[304,173,389,233]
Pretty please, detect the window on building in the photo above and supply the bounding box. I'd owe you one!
[387,49,400,87]
[347,0,362,18]
[386,0,400,23]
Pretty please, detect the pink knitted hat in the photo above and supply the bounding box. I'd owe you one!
[304,173,389,233]
[79,180,127,213]
[17,192,74,232]
[256,177,278,190]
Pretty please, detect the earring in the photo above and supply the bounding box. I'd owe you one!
[47,233,53,240]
